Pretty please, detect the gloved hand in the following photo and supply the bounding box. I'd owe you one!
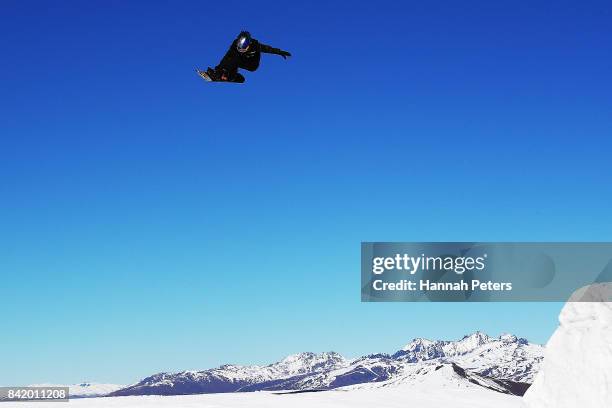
[280,50,292,59]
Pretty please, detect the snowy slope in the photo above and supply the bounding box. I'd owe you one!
[524,283,612,408]
[340,362,511,393]
[0,384,524,408]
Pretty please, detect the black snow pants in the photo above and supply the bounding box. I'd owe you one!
[227,53,260,83]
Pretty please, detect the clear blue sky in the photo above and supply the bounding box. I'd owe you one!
[1,0,611,385]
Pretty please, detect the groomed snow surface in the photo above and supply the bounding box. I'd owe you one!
[3,383,523,408]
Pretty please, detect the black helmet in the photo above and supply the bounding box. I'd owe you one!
[236,31,252,53]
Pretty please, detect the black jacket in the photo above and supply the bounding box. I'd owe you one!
[216,39,287,73]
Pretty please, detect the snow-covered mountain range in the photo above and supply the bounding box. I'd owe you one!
[110,331,542,397]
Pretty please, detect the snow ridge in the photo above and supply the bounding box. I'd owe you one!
[524,283,612,408]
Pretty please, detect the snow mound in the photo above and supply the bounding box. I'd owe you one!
[524,283,612,408]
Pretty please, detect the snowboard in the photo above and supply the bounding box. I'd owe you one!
[196,67,242,83]
[196,67,214,82]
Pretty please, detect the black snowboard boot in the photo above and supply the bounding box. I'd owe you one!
[206,67,219,80]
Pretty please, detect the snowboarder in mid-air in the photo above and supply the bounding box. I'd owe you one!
[197,31,291,83]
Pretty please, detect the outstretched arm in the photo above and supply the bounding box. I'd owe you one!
[260,43,292,59]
